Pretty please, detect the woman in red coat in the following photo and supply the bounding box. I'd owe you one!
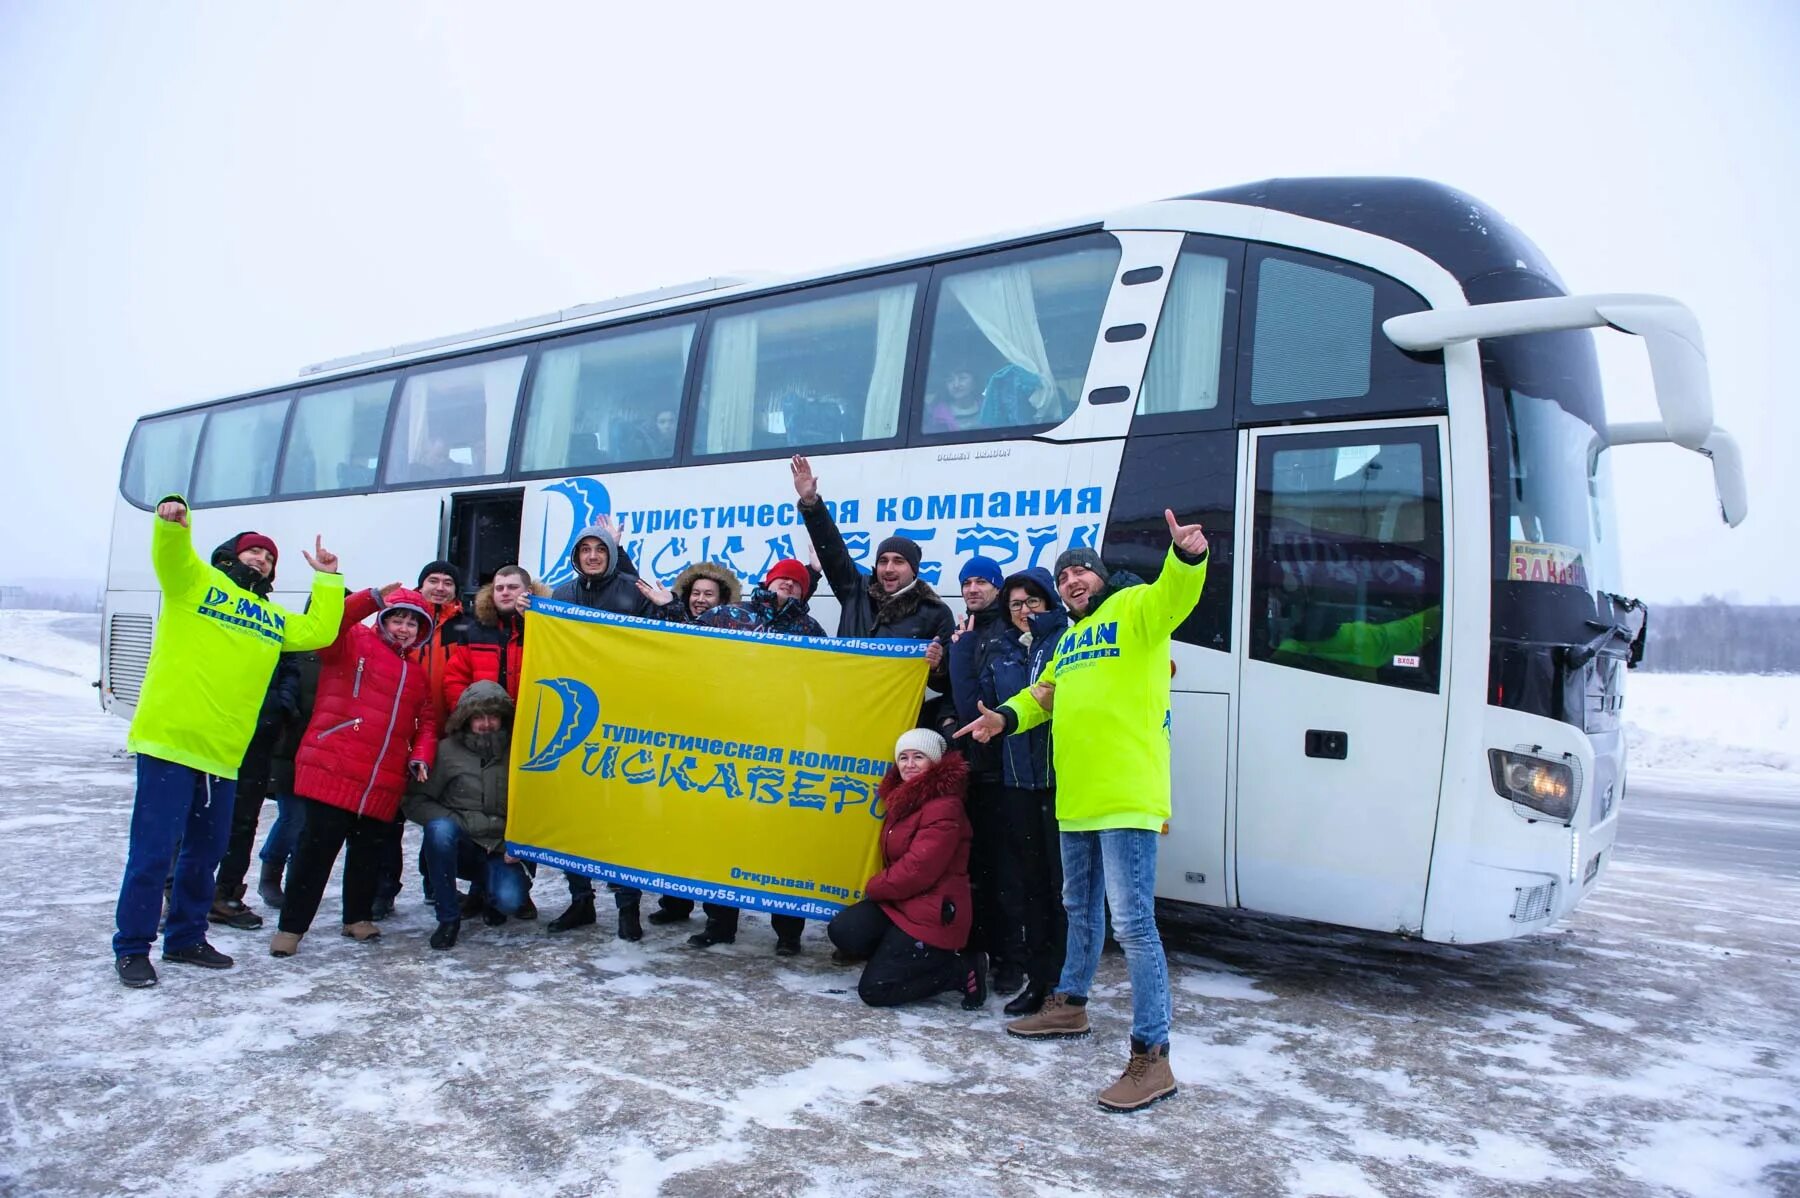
[826,730,989,1009]
[270,587,439,956]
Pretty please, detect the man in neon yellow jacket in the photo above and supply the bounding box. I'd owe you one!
[112,497,345,989]
[959,509,1208,1113]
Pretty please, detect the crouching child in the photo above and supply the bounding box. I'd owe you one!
[403,680,533,949]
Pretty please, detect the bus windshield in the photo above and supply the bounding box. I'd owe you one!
[1497,388,1622,600]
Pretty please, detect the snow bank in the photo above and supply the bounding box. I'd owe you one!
[1626,672,1800,776]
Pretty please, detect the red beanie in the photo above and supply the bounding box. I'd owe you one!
[235,533,278,564]
[764,559,810,592]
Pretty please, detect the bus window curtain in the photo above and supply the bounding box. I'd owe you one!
[945,266,1058,419]
[521,348,583,470]
[861,285,916,439]
[702,315,758,454]
[479,358,525,473]
[293,391,354,491]
[1139,254,1227,415]
[401,378,432,481]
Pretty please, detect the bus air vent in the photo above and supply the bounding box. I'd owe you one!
[1510,881,1556,923]
[107,613,154,705]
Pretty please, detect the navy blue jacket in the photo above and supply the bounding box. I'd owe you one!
[946,602,1011,778]
[973,567,1067,792]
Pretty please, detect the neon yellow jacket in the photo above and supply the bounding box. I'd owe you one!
[127,512,345,778]
[1002,548,1207,832]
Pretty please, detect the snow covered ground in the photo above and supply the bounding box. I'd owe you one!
[1,613,1796,1196]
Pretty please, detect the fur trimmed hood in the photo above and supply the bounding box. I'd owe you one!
[473,578,551,626]
[673,561,741,610]
[445,679,513,735]
[877,749,969,822]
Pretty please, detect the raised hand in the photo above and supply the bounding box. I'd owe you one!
[378,582,403,599]
[303,535,340,574]
[597,513,620,543]
[1165,509,1208,557]
[155,499,189,526]
[637,577,674,606]
[955,701,1007,744]
[951,613,975,643]
[790,455,819,503]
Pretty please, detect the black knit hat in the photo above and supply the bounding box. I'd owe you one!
[418,559,462,589]
[1052,547,1105,582]
[875,536,922,575]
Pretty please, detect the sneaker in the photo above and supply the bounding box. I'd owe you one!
[1005,992,1091,1039]
[1004,980,1052,1018]
[774,937,802,957]
[429,920,460,950]
[1098,1042,1178,1112]
[617,908,643,943]
[547,896,596,934]
[991,962,1026,996]
[687,921,736,949]
[208,895,264,931]
[958,950,989,1011]
[341,921,382,942]
[163,941,234,970]
[115,954,158,988]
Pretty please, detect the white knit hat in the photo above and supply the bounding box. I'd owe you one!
[894,728,945,765]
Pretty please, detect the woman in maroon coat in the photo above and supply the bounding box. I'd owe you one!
[826,730,989,1009]
[270,587,439,956]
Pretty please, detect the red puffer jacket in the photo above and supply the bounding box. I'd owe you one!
[863,752,972,951]
[443,580,548,712]
[295,588,440,822]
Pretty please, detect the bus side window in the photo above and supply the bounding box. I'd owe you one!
[190,397,290,506]
[517,320,695,474]
[916,235,1119,440]
[1249,428,1445,692]
[277,378,395,497]
[384,354,527,486]
[1137,241,1238,421]
[121,411,205,508]
[690,277,920,458]
[1237,248,1443,422]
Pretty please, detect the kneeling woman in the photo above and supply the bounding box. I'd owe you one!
[271,587,438,956]
[827,730,988,1009]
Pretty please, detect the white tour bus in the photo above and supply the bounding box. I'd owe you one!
[102,177,1747,944]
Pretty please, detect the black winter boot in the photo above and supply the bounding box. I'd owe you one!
[617,907,643,942]
[547,895,595,934]
[688,918,737,948]
[991,961,1026,996]
[958,950,989,1011]
[1004,979,1052,1018]
[430,920,461,950]
[256,860,285,910]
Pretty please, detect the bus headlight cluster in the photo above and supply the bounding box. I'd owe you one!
[1488,749,1577,822]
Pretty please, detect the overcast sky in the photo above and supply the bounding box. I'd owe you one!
[1,2,1793,602]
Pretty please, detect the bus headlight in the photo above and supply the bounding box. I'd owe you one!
[1488,749,1577,822]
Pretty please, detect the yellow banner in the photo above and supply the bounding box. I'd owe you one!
[505,599,928,918]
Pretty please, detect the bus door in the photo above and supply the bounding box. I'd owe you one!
[1233,421,1450,933]
[444,488,524,602]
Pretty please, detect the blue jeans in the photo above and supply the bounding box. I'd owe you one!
[566,873,639,913]
[421,818,530,926]
[1056,828,1171,1049]
[258,793,304,865]
[113,755,237,958]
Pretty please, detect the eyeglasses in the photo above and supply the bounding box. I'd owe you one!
[1007,598,1047,611]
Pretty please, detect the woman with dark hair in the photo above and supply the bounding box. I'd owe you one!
[827,730,988,1010]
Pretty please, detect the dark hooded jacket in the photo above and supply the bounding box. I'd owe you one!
[237,655,303,794]
[797,497,956,645]
[550,523,678,619]
[975,568,1069,792]
[444,578,551,711]
[863,752,972,952]
[697,586,827,638]
[402,680,514,851]
[270,651,321,796]
[945,594,1015,778]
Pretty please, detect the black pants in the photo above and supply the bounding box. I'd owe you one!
[700,903,804,943]
[279,797,386,935]
[1002,786,1067,987]
[827,900,964,1008]
[967,776,1023,970]
[374,816,405,902]
[212,776,270,897]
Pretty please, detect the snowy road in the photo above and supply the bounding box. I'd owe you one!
[0,618,1796,1197]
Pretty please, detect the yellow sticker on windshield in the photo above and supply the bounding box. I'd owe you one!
[1509,541,1587,588]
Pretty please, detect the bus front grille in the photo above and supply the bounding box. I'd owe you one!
[1510,881,1556,923]
[107,613,153,705]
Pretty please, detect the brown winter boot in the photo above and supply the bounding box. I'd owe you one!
[1097,1042,1178,1112]
[341,921,382,942]
[269,931,301,958]
[1004,992,1091,1039]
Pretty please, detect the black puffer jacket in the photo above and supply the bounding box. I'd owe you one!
[550,522,682,620]
[799,497,956,644]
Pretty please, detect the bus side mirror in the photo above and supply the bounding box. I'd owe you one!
[1384,293,1748,528]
